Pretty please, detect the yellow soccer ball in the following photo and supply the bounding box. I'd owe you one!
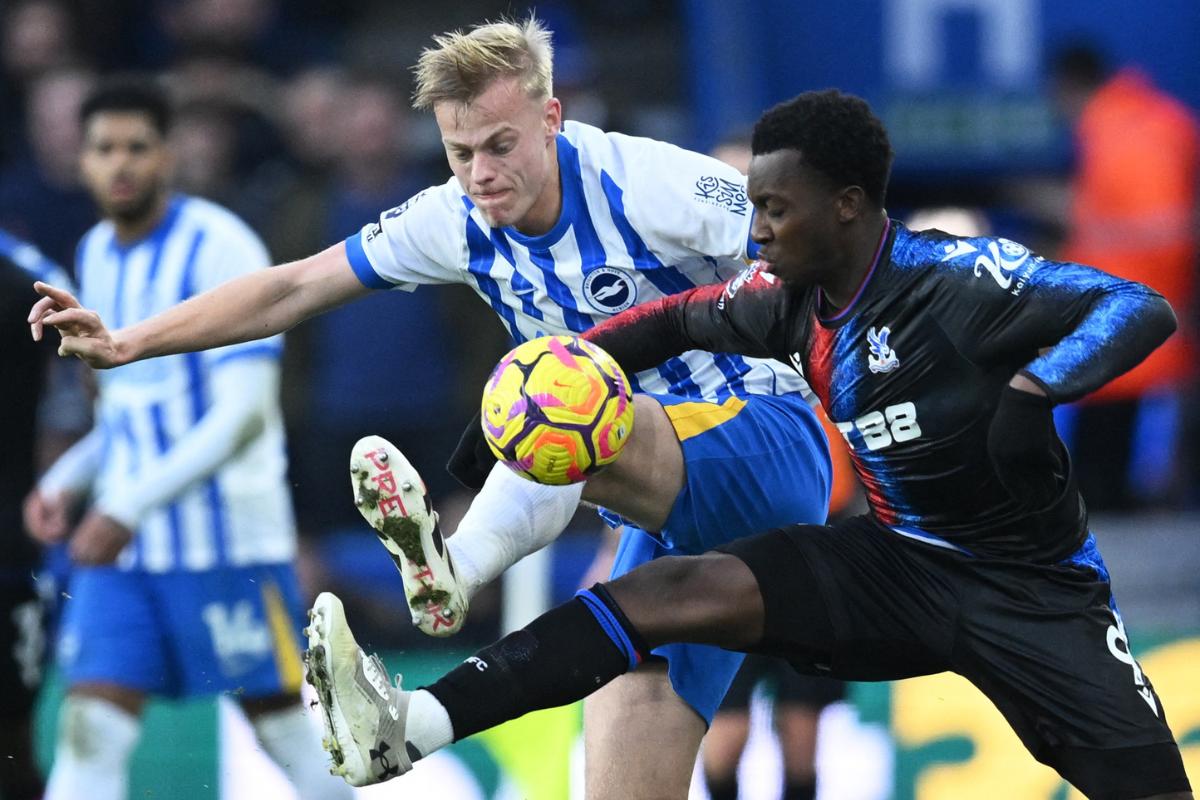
[481,335,635,485]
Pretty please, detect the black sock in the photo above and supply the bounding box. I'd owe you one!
[706,777,738,800]
[423,589,649,741]
[783,780,817,800]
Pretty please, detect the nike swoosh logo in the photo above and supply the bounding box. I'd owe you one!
[512,286,535,296]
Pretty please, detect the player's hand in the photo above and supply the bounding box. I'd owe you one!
[23,489,74,544]
[69,511,134,565]
[986,382,1063,509]
[28,282,126,368]
[447,409,498,490]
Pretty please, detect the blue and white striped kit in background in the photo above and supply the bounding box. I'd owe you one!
[75,195,295,573]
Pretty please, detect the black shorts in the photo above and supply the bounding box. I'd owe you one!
[718,652,845,713]
[0,572,45,717]
[718,515,1190,800]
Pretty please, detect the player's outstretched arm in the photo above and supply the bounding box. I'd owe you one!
[585,266,788,374]
[28,242,371,368]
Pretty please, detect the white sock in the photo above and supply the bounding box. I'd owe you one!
[252,704,355,800]
[405,689,454,758]
[448,463,584,594]
[44,696,140,800]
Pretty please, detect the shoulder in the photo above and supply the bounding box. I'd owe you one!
[895,224,1051,299]
[891,223,1023,270]
[564,120,734,182]
[571,119,729,166]
[570,123,748,229]
[559,120,620,156]
[79,219,115,251]
[378,175,465,229]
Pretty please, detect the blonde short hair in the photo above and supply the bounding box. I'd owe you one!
[412,17,554,110]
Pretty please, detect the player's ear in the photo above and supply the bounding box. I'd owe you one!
[543,97,562,139]
[835,185,866,223]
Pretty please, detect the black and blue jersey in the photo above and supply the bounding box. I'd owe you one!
[586,221,1176,562]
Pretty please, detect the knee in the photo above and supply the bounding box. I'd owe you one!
[607,553,763,647]
[607,552,711,605]
[56,695,141,764]
[648,551,757,605]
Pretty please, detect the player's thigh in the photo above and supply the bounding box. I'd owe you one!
[657,391,831,554]
[717,516,957,680]
[584,661,706,800]
[56,566,173,696]
[582,394,684,531]
[955,554,1190,798]
[154,562,308,699]
[587,390,831,553]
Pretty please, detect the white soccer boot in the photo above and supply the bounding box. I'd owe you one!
[349,435,468,636]
[305,592,415,786]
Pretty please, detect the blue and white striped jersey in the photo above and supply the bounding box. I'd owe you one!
[346,121,808,402]
[77,195,294,572]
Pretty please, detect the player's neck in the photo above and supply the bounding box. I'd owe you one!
[111,193,171,245]
[820,212,890,312]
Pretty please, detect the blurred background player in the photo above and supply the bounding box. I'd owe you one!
[1,230,79,800]
[702,655,845,800]
[1048,43,1200,511]
[21,78,352,800]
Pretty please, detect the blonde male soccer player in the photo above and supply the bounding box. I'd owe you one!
[23,79,353,800]
[28,20,831,796]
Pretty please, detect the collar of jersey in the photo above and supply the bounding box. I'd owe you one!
[107,194,185,257]
[817,217,895,327]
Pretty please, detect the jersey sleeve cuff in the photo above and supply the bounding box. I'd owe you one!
[1017,369,1057,404]
[93,490,141,532]
[344,232,393,290]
